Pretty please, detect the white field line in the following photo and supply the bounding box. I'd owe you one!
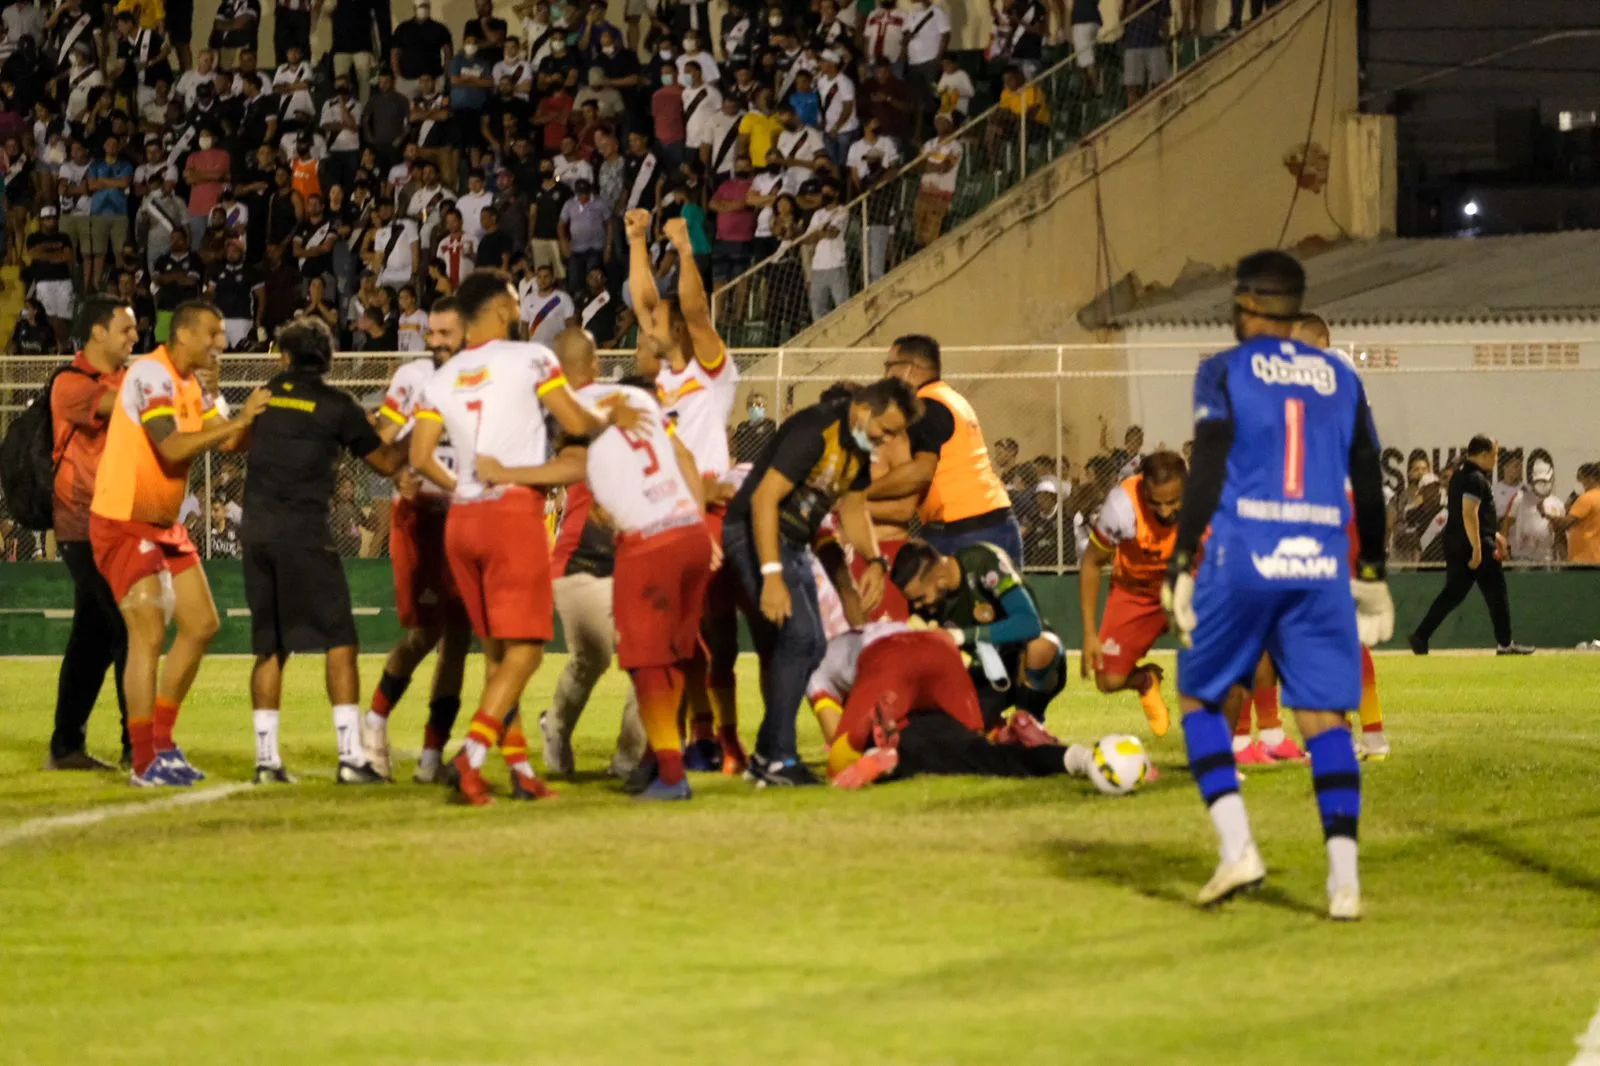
[1573,1002,1600,1066]
[0,784,252,849]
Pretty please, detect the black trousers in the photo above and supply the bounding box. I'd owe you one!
[1413,553,1513,647]
[52,541,130,759]
[274,7,312,64]
[890,712,1068,780]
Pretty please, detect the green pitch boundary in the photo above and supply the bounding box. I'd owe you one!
[1,561,1597,656]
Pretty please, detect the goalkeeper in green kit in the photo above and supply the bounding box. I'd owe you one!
[889,539,1068,734]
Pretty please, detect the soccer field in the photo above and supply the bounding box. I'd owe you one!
[2,652,1598,1066]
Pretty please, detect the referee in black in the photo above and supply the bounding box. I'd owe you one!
[240,316,408,784]
[1410,434,1533,656]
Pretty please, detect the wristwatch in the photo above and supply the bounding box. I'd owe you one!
[866,555,890,571]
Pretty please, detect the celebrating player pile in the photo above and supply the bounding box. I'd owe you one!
[1161,250,1394,921]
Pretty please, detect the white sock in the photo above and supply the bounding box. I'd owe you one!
[417,748,442,771]
[253,710,281,768]
[1063,743,1093,777]
[1232,734,1252,754]
[511,761,534,779]
[463,737,489,769]
[1260,727,1286,747]
[363,710,388,734]
[1327,836,1359,893]
[1208,792,1255,864]
[333,704,367,764]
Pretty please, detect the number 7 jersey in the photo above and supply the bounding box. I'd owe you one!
[578,382,701,535]
[417,339,568,502]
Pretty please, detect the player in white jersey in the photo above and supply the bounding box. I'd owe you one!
[362,298,476,782]
[478,331,716,799]
[626,208,747,774]
[406,271,642,806]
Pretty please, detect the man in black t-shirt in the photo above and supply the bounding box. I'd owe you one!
[1411,434,1532,655]
[152,227,206,339]
[722,377,921,786]
[208,240,263,349]
[475,204,513,271]
[292,193,339,289]
[241,317,407,785]
[26,207,77,339]
[390,2,453,90]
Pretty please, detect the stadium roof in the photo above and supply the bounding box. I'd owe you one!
[1103,232,1600,330]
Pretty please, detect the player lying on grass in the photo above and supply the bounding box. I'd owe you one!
[808,621,1103,789]
[1161,250,1393,919]
[241,317,410,785]
[477,332,717,801]
[890,538,1067,728]
[1077,450,1184,738]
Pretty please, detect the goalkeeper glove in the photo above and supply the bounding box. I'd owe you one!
[1351,560,1394,647]
[1161,551,1197,648]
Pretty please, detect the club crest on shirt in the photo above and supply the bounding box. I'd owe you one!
[982,570,1000,590]
[455,367,491,389]
[974,603,995,623]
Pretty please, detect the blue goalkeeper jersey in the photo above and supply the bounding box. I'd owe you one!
[1192,335,1379,590]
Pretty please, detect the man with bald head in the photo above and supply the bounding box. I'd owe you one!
[477,329,713,799]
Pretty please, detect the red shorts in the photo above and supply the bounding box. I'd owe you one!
[444,489,554,642]
[849,536,908,621]
[613,522,714,670]
[89,514,201,603]
[840,631,983,752]
[1097,583,1168,677]
[390,495,467,630]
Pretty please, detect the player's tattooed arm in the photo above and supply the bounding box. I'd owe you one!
[144,387,270,463]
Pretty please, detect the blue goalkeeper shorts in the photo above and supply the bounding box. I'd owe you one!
[1177,574,1361,712]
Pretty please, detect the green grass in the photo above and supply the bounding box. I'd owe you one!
[2,652,1599,1065]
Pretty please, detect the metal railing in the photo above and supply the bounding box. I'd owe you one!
[3,337,1596,571]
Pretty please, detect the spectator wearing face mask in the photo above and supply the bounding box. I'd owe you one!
[797,178,848,322]
[1504,451,1565,564]
[536,30,580,96]
[184,128,232,246]
[390,1,453,98]
[816,49,860,167]
[731,391,776,462]
[652,61,687,169]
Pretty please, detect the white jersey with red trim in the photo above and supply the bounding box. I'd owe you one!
[379,357,454,498]
[577,382,700,536]
[806,620,914,704]
[417,340,566,502]
[656,349,737,479]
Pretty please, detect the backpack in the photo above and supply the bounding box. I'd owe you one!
[0,365,89,532]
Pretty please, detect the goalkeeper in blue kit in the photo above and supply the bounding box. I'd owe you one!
[1160,251,1394,921]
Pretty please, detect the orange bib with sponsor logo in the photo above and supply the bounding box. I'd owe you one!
[1112,474,1177,595]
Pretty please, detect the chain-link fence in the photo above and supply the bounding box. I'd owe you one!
[3,340,1598,570]
[707,2,1217,346]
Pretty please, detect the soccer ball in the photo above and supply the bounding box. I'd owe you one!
[1088,735,1151,796]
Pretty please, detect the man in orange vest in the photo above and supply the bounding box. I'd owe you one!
[1078,451,1185,738]
[90,300,271,786]
[875,334,1024,565]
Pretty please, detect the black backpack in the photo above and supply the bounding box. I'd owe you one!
[0,365,89,532]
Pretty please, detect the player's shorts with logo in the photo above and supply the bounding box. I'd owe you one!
[848,537,909,621]
[842,632,985,752]
[1177,555,1361,711]
[1096,583,1167,676]
[89,514,201,602]
[389,495,468,629]
[613,520,714,670]
[242,542,359,654]
[445,487,555,642]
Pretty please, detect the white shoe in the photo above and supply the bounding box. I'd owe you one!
[1329,884,1362,921]
[413,748,443,784]
[1357,731,1390,761]
[540,711,574,778]
[1197,843,1266,907]
[361,715,391,780]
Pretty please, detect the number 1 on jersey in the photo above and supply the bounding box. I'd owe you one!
[1283,397,1305,500]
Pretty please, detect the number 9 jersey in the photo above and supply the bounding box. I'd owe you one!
[578,382,701,535]
[416,339,567,501]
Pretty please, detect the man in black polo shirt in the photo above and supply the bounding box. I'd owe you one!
[240,316,408,785]
[722,377,920,786]
[152,227,205,343]
[390,1,452,94]
[1411,434,1533,656]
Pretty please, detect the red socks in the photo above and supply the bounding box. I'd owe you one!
[129,717,155,775]
[153,698,180,751]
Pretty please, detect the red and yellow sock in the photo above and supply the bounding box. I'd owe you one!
[500,714,532,777]
[129,716,155,775]
[634,665,687,785]
[465,709,501,750]
[152,698,180,751]
[1358,647,1384,733]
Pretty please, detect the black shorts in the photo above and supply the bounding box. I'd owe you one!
[167,0,194,43]
[242,542,359,655]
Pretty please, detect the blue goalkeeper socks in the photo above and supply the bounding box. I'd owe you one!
[1306,726,1361,842]
[1182,706,1240,805]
